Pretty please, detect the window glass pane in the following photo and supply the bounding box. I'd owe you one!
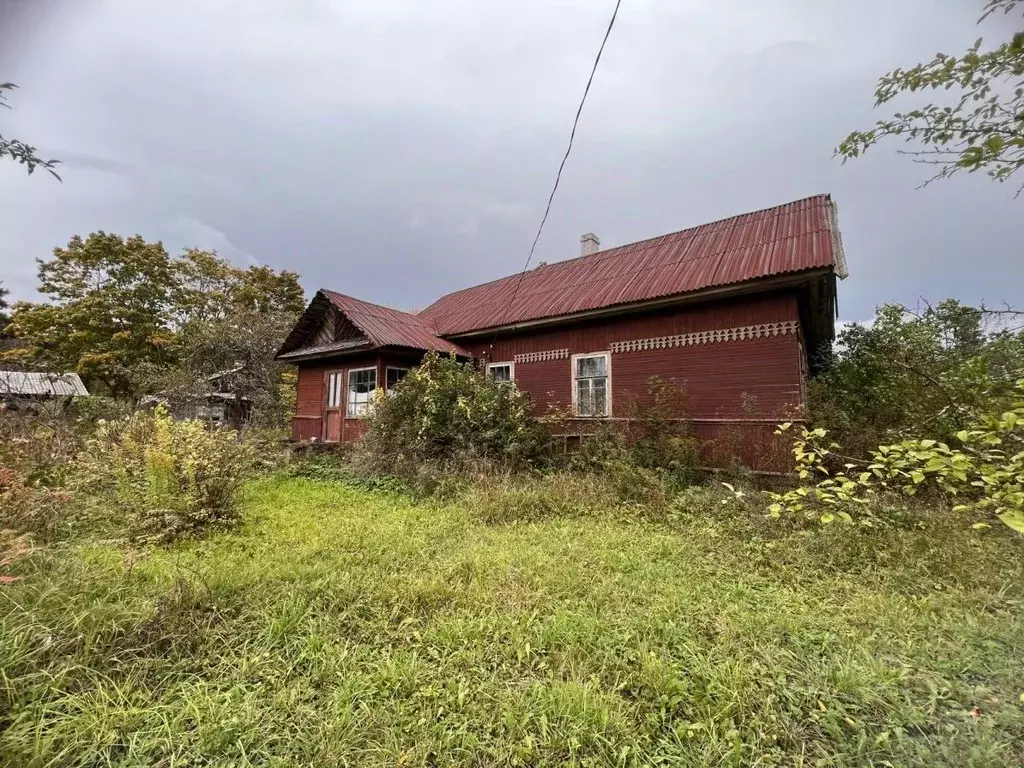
[347,369,376,417]
[488,364,512,383]
[576,379,592,416]
[386,368,408,390]
[576,355,606,378]
[593,378,607,416]
[574,355,608,416]
[328,373,342,408]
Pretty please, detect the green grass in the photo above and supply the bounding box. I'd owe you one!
[2,477,1023,767]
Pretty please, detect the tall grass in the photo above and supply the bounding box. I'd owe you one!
[2,477,1023,766]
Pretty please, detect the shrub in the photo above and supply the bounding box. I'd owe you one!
[359,353,555,480]
[76,407,254,544]
[0,467,74,542]
[626,377,697,463]
[762,381,1024,533]
[810,300,1024,455]
[0,405,83,486]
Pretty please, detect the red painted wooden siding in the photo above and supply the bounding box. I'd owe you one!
[291,351,424,443]
[463,292,804,420]
[290,292,806,471]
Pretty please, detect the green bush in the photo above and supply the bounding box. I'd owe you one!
[810,300,1024,455]
[761,381,1024,533]
[76,407,254,543]
[359,353,555,480]
[627,376,701,484]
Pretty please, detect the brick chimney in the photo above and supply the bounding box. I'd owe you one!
[580,232,600,256]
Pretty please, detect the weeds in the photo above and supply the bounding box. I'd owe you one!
[75,407,254,544]
[1,477,1022,766]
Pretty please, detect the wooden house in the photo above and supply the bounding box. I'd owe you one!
[275,195,848,470]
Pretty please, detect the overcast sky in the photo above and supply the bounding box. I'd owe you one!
[1,0,1020,322]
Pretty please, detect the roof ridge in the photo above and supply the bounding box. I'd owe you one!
[420,193,831,314]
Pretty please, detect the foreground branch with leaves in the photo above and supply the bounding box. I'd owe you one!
[837,0,1024,194]
[0,83,60,180]
[759,380,1024,533]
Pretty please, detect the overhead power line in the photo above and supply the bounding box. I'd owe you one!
[494,0,624,333]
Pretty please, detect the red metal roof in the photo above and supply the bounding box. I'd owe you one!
[419,194,846,336]
[322,290,468,355]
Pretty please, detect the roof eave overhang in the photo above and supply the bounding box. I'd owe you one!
[827,200,850,280]
[442,268,838,340]
[274,342,375,363]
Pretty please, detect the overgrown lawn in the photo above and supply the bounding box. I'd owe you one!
[2,477,1023,766]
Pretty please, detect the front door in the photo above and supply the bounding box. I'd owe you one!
[323,369,344,442]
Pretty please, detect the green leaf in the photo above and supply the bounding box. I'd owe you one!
[971,522,991,530]
[997,510,1024,534]
[820,512,835,524]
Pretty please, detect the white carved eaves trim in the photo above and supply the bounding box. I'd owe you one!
[610,321,798,354]
[514,348,570,364]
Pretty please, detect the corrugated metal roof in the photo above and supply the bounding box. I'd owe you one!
[0,371,89,397]
[321,291,468,356]
[419,194,844,336]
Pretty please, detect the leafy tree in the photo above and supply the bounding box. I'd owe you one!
[2,233,178,396]
[164,250,303,424]
[160,308,300,428]
[173,248,304,325]
[4,232,304,405]
[837,0,1024,193]
[1,83,60,180]
[810,299,1024,454]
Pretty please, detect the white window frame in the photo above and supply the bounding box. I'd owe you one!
[385,366,410,392]
[486,361,515,383]
[571,351,611,417]
[346,366,377,418]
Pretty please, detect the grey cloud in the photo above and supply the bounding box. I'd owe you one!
[1,0,1021,320]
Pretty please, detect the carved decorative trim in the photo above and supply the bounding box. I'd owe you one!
[610,321,798,354]
[514,348,570,364]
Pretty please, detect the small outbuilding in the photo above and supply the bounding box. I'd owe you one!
[0,371,90,411]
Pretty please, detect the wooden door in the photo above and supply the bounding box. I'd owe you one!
[322,369,344,442]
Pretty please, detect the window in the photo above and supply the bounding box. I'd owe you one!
[196,403,226,423]
[347,367,377,417]
[486,362,514,383]
[572,352,610,417]
[327,371,344,408]
[386,367,409,392]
